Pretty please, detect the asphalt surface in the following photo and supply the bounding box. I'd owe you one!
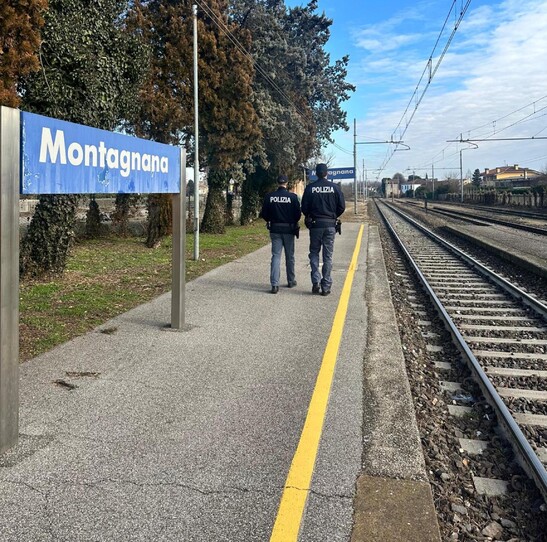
[0,220,439,541]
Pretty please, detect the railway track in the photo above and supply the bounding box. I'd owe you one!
[376,199,547,503]
[427,204,547,235]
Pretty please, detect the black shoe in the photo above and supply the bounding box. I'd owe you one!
[321,289,331,296]
[288,281,297,288]
[270,286,279,294]
[312,284,321,294]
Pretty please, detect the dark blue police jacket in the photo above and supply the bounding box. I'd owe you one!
[260,187,302,234]
[301,178,345,226]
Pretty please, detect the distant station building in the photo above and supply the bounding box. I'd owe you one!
[482,164,541,188]
[381,178,401,198]
[291,176,306,198]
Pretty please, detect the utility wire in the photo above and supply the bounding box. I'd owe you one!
[532,125,547,138]
[193,0,307,120]
[332,142,354,155]
[524,152,547,164]
[194,0,355,156]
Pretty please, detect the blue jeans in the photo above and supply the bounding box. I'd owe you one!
[270,233,296,287]
[309,227,336,290]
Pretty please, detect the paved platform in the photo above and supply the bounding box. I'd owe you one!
[0,221,440,541]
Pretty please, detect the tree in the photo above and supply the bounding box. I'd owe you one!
[127,0,189,247]
[284,0,353,147]
[392,172,405,185]
[85,196,102,238]
[112,194,132,237]
[472,168,481,187]
[19,195,79,276]
[230,0,354,223]
[129,0,260,237]
[415,186,427,198]
[198,0,261,233]
[444,171,460,182]
[19,0,148,276]
[186,179,195,198]
[0,0,47,107]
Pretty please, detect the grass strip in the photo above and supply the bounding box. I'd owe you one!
[20,222,269,362]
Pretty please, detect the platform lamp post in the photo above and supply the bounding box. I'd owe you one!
[193,4,200,260]
[459,140,479,203]
[353,119,357,215]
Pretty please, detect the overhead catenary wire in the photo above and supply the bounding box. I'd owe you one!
[376,0,472,177]
[411,98,547,173]
[460,95,547,139]
[468,105,547,141]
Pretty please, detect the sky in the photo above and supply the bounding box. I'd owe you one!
[285,0,547,182]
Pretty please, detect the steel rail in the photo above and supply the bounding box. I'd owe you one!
[429,206,547,236]
[438,201,547,221]
[386,202,547,320]
[375,199,547,502]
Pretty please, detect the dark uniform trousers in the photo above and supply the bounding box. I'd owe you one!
[270,231,296,287]
[308,225,336,290]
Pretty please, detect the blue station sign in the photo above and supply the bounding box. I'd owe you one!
[21,112,181,194]
[307,166,355,181]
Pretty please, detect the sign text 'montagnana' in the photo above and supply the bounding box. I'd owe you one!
[21,112,181,195]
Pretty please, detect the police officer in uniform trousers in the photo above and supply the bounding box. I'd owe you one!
[260,175,302,294]
[301,163,345,296]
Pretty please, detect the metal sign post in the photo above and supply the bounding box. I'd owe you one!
[1,108,186,454]
[171,148,186,329]
[0,106,20,454]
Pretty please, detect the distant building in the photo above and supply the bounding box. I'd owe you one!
[382,178,400,198]
[185,168,208,195]
[482,164,541,188]
[400,182,422,195]
[291,177,306,198]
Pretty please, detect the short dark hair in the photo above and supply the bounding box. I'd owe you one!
[316,163,328,178]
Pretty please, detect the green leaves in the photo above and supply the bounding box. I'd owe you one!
[19,0,149,275]
[21,0,148,130]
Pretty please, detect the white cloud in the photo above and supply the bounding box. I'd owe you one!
[334,0,547,178]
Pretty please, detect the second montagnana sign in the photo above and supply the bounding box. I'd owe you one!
[307,167,355,181]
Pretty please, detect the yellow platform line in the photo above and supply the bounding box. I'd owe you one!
[270,224,365,541]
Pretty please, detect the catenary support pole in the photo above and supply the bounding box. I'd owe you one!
[460,147,464,203]
[0,106,20,453]
[362,159,366,201]
[171,149,187,329]
[353,118,357,214]
[193,4,200,260]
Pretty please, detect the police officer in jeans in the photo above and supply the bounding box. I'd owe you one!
[301,163,345,296]
[260,175,302,294]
